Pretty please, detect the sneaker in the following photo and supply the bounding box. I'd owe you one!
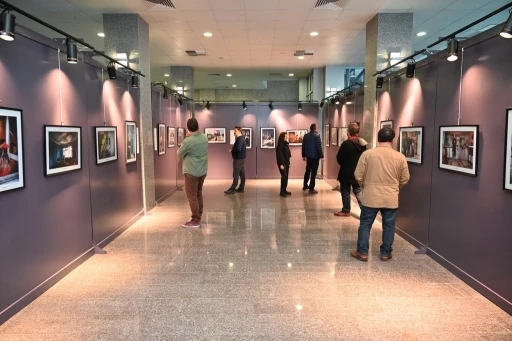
[334,211,350,217]
[285,191,291,195]
[235,188,244,193]
[279,191,288,197]
[350,250,368,262]
[380,254,392,262]
[182,219,200,228]
[308,189,318,195]
[302,187,308,191]
[224,189,235,195]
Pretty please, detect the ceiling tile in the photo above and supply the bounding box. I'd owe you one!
[307,9,343,21]
[214,10,246,21]
[246,21,276,30]
[172,0,212,10]
[278,0,314,10]
[275,20,307,30]
[209,0,245,10]
[245,10,278,21]
[243,0,279,10]
[276,10,311,21]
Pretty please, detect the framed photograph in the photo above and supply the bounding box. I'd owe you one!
[338,127,348,145]
[158,124,166,155]
[504,109,512,191]
[330,127,338,146]
[205,128,226,144]
[167,127,176,148]
[177,127,185,147]
[229,130,236,145]
[261,127,276,149]
[380,120,393,129]
[325,124,330,147]
[45,125,82,176]
[287,129,308,146]
[0,107,24,193]
[399,126,424,165]
[439,125,478,176]
[95,126,118,165]
[242,128,252,149]
[125,121,137,164]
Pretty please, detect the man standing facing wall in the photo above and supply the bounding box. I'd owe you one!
[178,118,208,228]
[351,127,410,261]
[225,126,246,194]
[302,123,324,194]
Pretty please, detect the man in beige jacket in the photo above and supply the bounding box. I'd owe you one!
[351,127,410,262]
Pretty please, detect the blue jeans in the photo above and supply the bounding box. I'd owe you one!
[357,206,398,256]
[341,183,362,213]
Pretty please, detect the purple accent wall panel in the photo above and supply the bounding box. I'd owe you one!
[86,66,143,244]
[0,33,93,317]
[324,104,340,182]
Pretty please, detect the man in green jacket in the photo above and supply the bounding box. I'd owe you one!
[177,118,208,228]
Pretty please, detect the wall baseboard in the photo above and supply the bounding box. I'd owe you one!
[156,187,179,204]
[0,247,95,326]
[97,210,144,249]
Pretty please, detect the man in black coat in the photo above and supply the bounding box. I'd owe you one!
[334,123,367,217]
[301,123,324,194]
[225,127,246,194]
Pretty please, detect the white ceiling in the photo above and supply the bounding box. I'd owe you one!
[8,0,512,89]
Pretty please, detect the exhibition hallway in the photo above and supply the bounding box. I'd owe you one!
[0,180,510,341]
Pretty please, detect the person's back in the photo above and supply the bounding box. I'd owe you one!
[302,130,322,160]
[301,124,323,193]
[181,132,208,177]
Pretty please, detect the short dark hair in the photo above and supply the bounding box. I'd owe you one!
[310,123,317,131]
[348,123,360,136]
[187,118,199,132]
[234,126,242,133]
[278,132,287,144]
[378,127,395,143]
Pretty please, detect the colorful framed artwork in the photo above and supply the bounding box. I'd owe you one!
[95,126,118,165]
[177,127,185,147]
[167,127,176,148]
[338,127,348,145]
[330,127,338,146]
[261,128,276,149]
[287,129,308,146]
[399,126,424,165]
[0,107,24,193]
[125,121,137,164]
[439,125,478,176]
[45,125,82,176]
[205,128,226,143]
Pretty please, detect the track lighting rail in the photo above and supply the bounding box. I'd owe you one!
[152,82,194,102]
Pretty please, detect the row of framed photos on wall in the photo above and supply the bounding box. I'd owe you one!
[155,124,185,156]
[324,122,361,147]
[0,106,141,194]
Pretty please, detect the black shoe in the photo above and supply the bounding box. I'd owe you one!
[224,189,235,195]
[279,191,288,197]
[235,188,244,193]
[308,189,318,195]
[285,191,291,195]
[302,187,308,191]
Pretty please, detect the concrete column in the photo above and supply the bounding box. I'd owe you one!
[364,13,412,148]
[324,65,345,96]
[170,66,194,116]
[103,14,155,211]
[312,68,325,102]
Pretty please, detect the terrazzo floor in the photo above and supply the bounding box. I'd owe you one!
[0,179,510,341]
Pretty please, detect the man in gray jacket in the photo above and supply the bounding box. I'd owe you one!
[301,123,324,194]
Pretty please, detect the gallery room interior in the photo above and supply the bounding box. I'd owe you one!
[0,0,511,339]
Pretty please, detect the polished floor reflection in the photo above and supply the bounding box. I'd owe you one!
[0,180,510,340]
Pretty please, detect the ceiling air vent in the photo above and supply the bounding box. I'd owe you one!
[268,73,282,76]
[141,0,175,9]
[314,0,349,9]
[186,50,207,56]
[294,50,315,56]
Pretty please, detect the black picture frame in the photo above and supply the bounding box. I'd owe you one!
[177,127,185,147]
[167,127,176,148]
[504,109,512,191]
[95,126,118,165]
[380,120,393,129]
[0,106,25,193]
[158,124,166,156]
[125,121,137,164]
[439,125,478,177]
[44,125,82,176]
[260,127,276,149]
[399,126,424,165]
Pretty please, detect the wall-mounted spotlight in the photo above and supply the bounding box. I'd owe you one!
[500,10,512,38]
[406,62,416,78]
[447,39,459,62]
[330,97,335,105]
[0,10,15,42]
[163,89,169,99]
[242,101,247,111]
[131,75,139,88]
[66,39,78,64]
[107,63,116,79]
[334,95,340,105]
[345,89,353,97]
[319,101,324,109]
[205,101,211,110]
[268,101,274,111]
[298,102,302,111]
[376,76,384,88]
[177,97,183,106]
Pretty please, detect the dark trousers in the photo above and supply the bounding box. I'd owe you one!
[357,206,398,256]
[184,174,206,221]
[278,166,289,192]
[341,183,362,213]
[303,158,319,190]
[230,158,246,190]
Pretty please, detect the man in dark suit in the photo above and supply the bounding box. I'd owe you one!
[301,123,324,194]
[225,126,246,194]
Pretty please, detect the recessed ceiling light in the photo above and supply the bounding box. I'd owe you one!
[164,74,169,77]
[232,84,237,87]
[178,80,183,82]
[289,73,294,76]
[417,32,426,37]
[310,32,319,36]
[204,32,213,37]
[97,32,105,37]
[227,73,232,77]
[298,56,305,60]
[134,52,139,55]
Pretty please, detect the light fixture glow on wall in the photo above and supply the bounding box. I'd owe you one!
[447,39,459,62]
[116,52,128,67]
[205,101,211,110]
[345,101,353,105]
[242,101,247,110]
[298,102,302,111]
[131,75,138,88]
[376,76,384,88]
[163,89,169,99]
[268,101,274,111]
[406,62,416,78]
[66,38,78,64]
[0,10,16,42]
[176,86,184,94]
[334,95,340,105]
[500,11,512,38]
[107,63,116,79]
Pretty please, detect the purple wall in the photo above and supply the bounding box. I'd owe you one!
[377,26,512,313]
[0,27,142,324]
[194,103,320,180]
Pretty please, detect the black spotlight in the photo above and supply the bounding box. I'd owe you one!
[163,89,169,99]
[330,97,335,105]
[447,39,459,62]
[319,101,324,109]
[66,39,78,64]
[107,63,116,79]
[269,101,274,111]
[131,75,139,88]
[0,10,15,42]
[334,95,340,105]
[376,76,384,88]
[406,62,416,78]
[298,102,302,111]
[177,97,183,106]
[501,11,512,38]
[242,101,248,110]
[205,101,211,110]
